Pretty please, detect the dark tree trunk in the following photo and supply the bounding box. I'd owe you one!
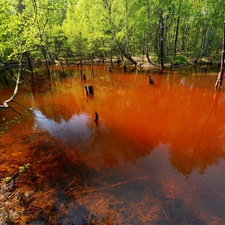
[115,39,137,65]
[2,69,9,86]
[79,59,83,78]
[24,51,34,78]
[171,3,181,66]
[105,0,137,66]
[90,57,95,76]
[41,46,50,77]
[110,49,113,70]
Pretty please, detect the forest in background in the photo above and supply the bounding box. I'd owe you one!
[0,0,225,68]
[1,2,225,223]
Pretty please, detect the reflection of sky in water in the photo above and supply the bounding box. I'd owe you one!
[33,110,93,145]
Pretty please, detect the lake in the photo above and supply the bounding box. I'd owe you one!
[1,64,225,224]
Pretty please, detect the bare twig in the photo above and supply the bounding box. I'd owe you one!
[8,106,23,118]
[68,177,150,195]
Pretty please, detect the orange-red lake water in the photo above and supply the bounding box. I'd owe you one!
[0,65,225,224]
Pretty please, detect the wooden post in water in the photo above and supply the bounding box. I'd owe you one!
[215,21,225,89]
[148,75,155,85]
[94,111,98,122]
[84,85,89,95]
[88,85,94,95]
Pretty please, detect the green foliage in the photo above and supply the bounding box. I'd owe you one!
[19,163,30,173]
[173,55,189,66]
[1,163,30,183]
[1,176,12,183]
[0,116,22,137]
[0,0,224,64]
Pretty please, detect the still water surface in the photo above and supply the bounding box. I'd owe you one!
[1,65,225,224]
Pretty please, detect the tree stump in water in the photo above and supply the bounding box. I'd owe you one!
[148,75,155,84]
[84,85,89,95]
[94,111,98,121]
[88,85,94,94]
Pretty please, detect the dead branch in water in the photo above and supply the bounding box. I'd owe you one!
[67,176,150,196]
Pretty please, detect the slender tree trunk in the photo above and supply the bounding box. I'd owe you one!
[79,58,83,78]
[159,11,164,68]
[200,21,207,58]
[215,21,225,89]
[170,16,180,66]
[104,0,137,65]
[194,19,208,63]
[24,51,34,78]
[125,0,129,55]
[90,57,95,76]
[145,0,155,65]
[170,3,181,66]
[41,46,50,77]
[108,49,113,72]
[1,69,9,86]
[181,15,189,54]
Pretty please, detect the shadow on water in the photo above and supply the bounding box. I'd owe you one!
[1,65,225,224]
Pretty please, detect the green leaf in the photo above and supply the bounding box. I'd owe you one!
[1,176,12,183]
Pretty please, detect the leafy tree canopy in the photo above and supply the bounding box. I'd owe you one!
[0,0,225,64]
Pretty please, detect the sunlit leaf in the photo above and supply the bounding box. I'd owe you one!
[1,176,12,183]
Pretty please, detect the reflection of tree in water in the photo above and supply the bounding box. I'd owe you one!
[170,145,225,177]
[169,150,197,177]
[1,120,224,224]
[3,66,225,223]
[31,67,80,123]
[87,120,159,167]
[31,87,75,124]
[33,102,160,167]
[31,69,225,179]
[169,91,225,177]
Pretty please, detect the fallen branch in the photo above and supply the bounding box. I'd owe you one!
[0,43,23,117]
[67,176,150,196]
